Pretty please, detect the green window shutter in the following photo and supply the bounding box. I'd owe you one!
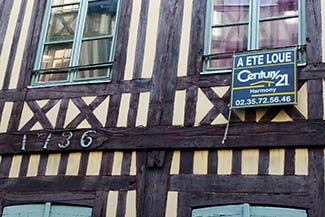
[192,204,307,217]
[192,204,245,217]
[2,204,92,217]
[50,205,92,217]
[250,206,307,217]
[2,204,45,217]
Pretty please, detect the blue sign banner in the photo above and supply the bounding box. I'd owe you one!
[231,48,297,108]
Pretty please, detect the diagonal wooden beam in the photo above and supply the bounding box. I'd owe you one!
[67,97,105,128]
[201,87,241,122]
[23,100,59,130]
[259,107,282,122]
[200,107,220,125]
[21,100,60,131]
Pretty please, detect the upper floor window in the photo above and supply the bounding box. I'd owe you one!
[203,0,306,74]
[32,0,120,86]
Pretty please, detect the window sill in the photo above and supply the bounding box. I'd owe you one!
[201,61,307,76]
[28,77,112,89]
[200,68,232,75]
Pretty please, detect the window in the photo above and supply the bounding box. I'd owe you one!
[2,203,92,217]
[192,204,307,217]
[32,0,120,86]
[203,0,306,74]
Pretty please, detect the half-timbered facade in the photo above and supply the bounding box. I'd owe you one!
[0,0,324,216]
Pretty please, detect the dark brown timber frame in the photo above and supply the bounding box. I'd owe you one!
[0,0,324,217]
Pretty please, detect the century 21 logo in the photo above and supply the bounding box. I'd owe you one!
[236,69,289,87]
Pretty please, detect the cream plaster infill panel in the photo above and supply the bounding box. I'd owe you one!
[9,0,35,89]
[136,92,150,127]
[124,0,142,80]
[125,191,137,217]
[165,192,178,217]
[0,0,22,89]
[0,102,13,133]
[177,0,193,77]
[141,0,161,78]
[106,191,118,217]
[193,151,208,175]
[172,90,186,126]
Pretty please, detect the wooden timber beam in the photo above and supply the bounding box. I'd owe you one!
[0,176,136,193]
[0,64,324,102]
[1,120,325,154]
[169,174,311,193]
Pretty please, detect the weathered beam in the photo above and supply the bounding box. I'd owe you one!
[110,0,132,82]
[305,0,322,64]
[142,152,172,217]
[2,121,325,154]
[188,192,313,210]
[1,192,95,207]
[308,149,325,217]
[25,79,151,100]
[132,0,149,79]
[0,176,136,192]
[308,79,323,119]
[169,174,311,193]
[0,64,324,103]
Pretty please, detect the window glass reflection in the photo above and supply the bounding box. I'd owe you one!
[41,43,72,69]
[79,38,112,65]
[213,0,249,24]
[260,17,298,49]
[211,25,248,53]
[260,0,298,19]
[46,5,79,42]
[83,0,117,37]
[76,68,108,79]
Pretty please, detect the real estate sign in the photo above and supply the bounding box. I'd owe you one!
[231,48,297,108]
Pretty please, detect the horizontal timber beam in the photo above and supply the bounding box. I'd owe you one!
[188,192,313,209]
[0,176,136,192]
[0,63,324,101]
[2,120,325,154]
[169,174,311,193]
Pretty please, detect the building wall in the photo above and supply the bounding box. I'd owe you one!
[0,0,324,217]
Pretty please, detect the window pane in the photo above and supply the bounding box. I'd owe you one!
[46,5,79,42]
[41,43,72,69]
[260,0,298,19]
[50,205,92,217]
[260,18,298,49]
[79,38,112,65]
[83,0,117,37]
[213,0,249,24]
[76,68,108,79]
[53,0,79,5]
[39,72,68,82]
[2,204,45,217]
[210,53,233,68]
[211,25,248,53]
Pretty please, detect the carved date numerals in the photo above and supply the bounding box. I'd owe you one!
[21,130,97,151]
[80,130,96,148]
[58,131,73,149]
